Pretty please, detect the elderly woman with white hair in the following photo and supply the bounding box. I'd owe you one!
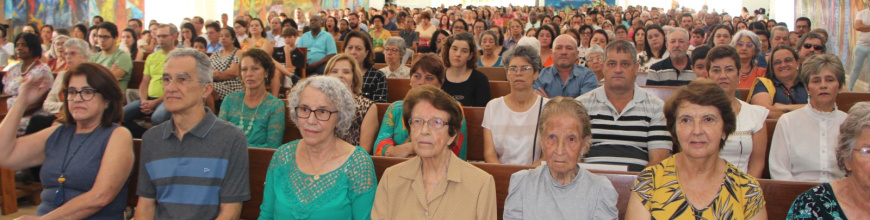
[43,38,92,115]
[731,30,767,89]
[584,44,605,86]
[379,37,410,78]
[770,54,849,182]
[483,45,549,165]
[787,102,870,219]
[259,76,377,219]
[503,97,618,219]
[46,35,70,72]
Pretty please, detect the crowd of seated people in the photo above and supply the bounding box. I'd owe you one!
[0,3,869,219]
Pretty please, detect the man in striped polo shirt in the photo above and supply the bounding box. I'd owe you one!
[576,40,673,172]
[135,48,250,219]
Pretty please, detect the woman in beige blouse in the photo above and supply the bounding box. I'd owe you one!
[371,85,496,220]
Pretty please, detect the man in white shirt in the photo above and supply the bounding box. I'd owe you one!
[525,11,540,31]
[850,8,870,91]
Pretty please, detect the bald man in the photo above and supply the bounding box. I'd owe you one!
[533,34,599,98]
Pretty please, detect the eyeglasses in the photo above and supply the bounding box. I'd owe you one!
[64,88,98,101]
[507,65,534,75]
[772,57,796,66]
[796,25,809,29]
[63,51,79,56]
[737,41,755,48]
[161,76,203,85]
[295,107,338,121]
[409,117,448,130]
[97,35,113,40]
[384,48,400,54]
[803,43,823,51]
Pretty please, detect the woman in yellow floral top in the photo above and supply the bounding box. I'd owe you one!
[241,18,274,56]
[626,79,767,220]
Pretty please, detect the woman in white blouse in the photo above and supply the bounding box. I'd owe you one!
[705,45,769,178]
[483,45,548,165]
[379,37,410,78]
[770,54,848,182]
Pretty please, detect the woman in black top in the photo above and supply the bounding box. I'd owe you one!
[440,32,490,107]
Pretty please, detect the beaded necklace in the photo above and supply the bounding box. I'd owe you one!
[239,93,266,136]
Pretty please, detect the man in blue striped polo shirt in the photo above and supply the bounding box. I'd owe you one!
[576,40,673,172]
[135,48,250,219]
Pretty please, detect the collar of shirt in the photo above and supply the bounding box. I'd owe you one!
[542,64,587,80]
[398,153,463,184]
[162,108,219,139]
[804,102,840,119]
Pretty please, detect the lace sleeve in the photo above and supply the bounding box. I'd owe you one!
[348,148,377,196]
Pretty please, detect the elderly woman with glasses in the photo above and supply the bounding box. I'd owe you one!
[43,38,92,116]
[46,35,70,72]
[0,63,133,219]
[731,30,767,89]
[483,45,549,165]
[379,37,410,78]
[504,97,618,219]
[787,102,870,219]
[585,44,605,86]
[375,54,468,159]
[770,54,848,182]
[259,76,377,219]
[372,85,496,219]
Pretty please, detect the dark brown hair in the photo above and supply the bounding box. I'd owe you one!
[343,30,375,69]
[705,45,741,72]
[402,85,463,146]
[663,79,736,150]
[241,48,276,84]
[440,32,479,69]
[409,54,445,84]
[59,63,124,127]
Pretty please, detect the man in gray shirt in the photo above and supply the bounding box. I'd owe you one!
[134,48,250,219]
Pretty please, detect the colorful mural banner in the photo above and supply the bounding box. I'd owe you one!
[235,0,368,20]
[3,0,143,30]
[545,0,614,9]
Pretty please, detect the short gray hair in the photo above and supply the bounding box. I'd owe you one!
[166,48,213,84]
[667,27,690,41]
[585,44,604,57]
[160,23,178,36]
[384,37,407,56]
[730,30,762,66]
[604,40,638,64]
[63,38,91,59]
[800,53,845,90]
[48,35,70,58]
[286,76,357,137]
[502,45,543,73]
[837,102,870,175]
[772,26,789,36]
[479,30,500,47]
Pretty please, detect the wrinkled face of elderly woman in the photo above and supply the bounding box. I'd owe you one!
[675,101,726,158]
[410,101,456,158]
[847,128,870,187]
[541,113,590,173]
[296,86,341,145]
[64,46,87,67]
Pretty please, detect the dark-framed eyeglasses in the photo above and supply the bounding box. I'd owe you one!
[295,107,339,121]
[64,88,99,101]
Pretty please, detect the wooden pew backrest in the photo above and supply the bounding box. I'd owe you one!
[129,61,146,90]
[241,148,277,220]
[478,67,507,81]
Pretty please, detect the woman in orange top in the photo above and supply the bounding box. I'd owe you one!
[732,30,766,89]
[537,25,557,67]
[241,18,274,56]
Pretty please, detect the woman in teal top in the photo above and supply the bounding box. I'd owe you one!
[259,76,377,220]
[374,54,468,159]
[218,49,285,148]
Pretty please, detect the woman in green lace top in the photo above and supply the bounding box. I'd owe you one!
[259,76,377,220]
[218,49,285,148]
